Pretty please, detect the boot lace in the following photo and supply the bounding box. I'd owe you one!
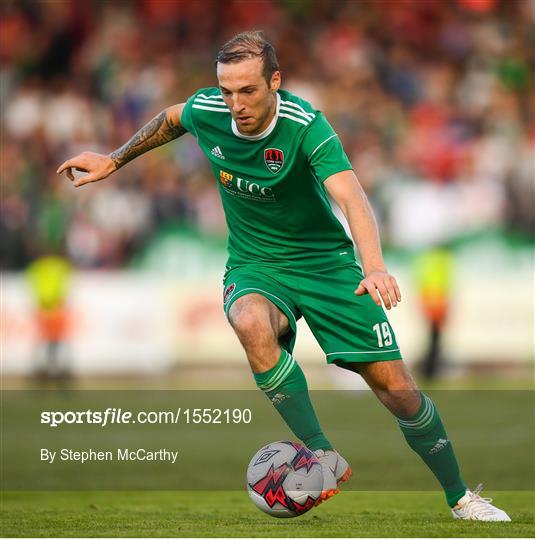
[465,484,497,518]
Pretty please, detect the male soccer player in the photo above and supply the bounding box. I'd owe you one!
[58,31,509,521]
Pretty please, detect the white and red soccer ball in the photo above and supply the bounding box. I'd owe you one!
[247,441,324,518]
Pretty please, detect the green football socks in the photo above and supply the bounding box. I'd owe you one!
[254,349,333,452]
[397,392,467,507]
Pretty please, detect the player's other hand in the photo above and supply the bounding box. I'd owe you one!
[57,152,117,187]
[355,271,401,310]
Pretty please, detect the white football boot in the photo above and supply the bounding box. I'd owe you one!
[451,484,511,521]
[313,449,352,506]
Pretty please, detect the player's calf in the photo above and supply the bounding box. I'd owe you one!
[230,294,334,455]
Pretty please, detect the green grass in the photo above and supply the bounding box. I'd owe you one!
[1,490,533,537]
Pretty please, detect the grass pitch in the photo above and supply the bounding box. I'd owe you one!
[1,490,533,537]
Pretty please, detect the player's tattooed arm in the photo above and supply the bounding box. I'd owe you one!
[109,107,187,169]
[57,103,186,187]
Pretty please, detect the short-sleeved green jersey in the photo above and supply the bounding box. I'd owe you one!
[181,87,355,269]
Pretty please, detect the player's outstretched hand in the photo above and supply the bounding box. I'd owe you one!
[57,152,117,187]
[355,271,401,310]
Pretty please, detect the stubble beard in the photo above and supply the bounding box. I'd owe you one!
[242,93,277,136]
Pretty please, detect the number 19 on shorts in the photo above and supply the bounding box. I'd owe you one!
[373,322,393,348]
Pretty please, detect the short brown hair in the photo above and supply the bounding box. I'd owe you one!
[216,30,279,83]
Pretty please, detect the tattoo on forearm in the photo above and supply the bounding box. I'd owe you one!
[110,111,187,169]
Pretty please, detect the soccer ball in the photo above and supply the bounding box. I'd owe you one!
[247,441,324,518]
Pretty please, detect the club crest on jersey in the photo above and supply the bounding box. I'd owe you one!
[264,148,284,174]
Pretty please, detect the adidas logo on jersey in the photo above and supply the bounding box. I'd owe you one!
[211,146,225,160]
[429,438,449,454]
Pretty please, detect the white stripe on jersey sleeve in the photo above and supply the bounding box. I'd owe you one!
[278,112,309,126]
[197,93,224,100]
[310,134,338,157]
[279,105,313,122]
[193,98,228,107]
[192,104,231,112]
[280,100,315,119]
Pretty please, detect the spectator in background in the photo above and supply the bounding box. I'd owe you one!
[412,248,455,379]
[26,255,73,379]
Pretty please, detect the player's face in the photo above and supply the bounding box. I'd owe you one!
[217,57,280,135]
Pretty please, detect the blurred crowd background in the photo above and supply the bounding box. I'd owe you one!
[2,0,533,271]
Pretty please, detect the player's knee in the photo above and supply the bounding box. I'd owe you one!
[228,309,258,337]
[228,301,277,346]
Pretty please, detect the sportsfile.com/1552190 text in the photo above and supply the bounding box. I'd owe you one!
[40,408,252,427]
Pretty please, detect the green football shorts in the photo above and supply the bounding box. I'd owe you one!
[222,263,402,366]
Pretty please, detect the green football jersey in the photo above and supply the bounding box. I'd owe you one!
[181,87,355,269]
